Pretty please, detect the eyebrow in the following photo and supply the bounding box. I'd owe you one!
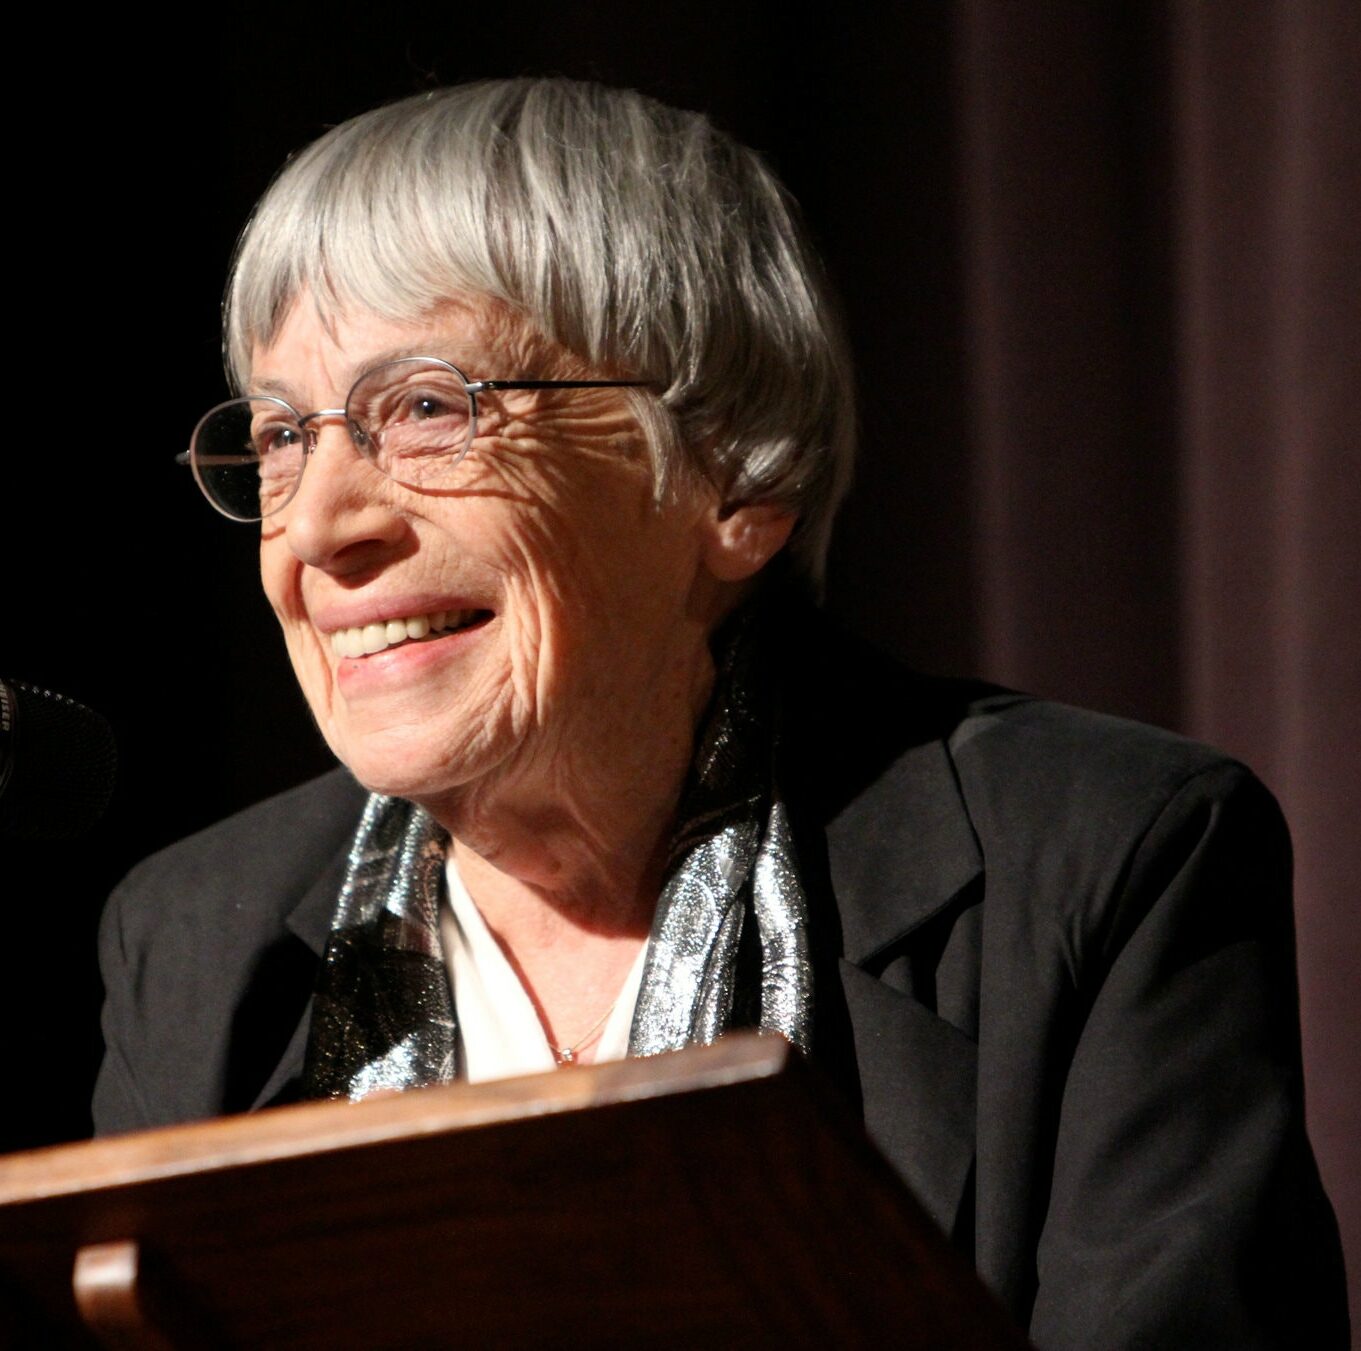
[247,345,483,403]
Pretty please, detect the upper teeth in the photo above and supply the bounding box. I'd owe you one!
[330,610,475,658]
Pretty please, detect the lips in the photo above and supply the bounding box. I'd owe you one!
[329,608,490,659]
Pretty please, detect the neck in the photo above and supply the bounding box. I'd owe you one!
[429,644,716,950]
[447,786,680,945]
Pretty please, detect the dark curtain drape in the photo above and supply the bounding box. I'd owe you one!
[828,3,1359,1320]
[1171,6,1359,1313]
[6,0,1356,1323]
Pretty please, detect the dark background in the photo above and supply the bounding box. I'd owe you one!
[4,0,1356,1324]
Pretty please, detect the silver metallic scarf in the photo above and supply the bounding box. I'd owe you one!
[302,608,813,1101]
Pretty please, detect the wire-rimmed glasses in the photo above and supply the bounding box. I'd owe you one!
[180,356,650,522]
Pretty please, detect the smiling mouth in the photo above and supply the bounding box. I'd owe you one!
[329,608,492,659]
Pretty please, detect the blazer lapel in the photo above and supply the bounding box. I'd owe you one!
[826,735,982,962]
[283,838,350,957]
[836,962,978,1236]
[250,836,352,1110]
[820,726,984,1238]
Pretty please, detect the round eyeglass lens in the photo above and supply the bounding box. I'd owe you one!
[191,396,306,522]
[349,358,475,488]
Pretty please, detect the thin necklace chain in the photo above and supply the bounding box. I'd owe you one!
[549,996,620,1065]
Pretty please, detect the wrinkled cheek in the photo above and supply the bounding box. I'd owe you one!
[495,537,586,733]
[276,625,330,733]
[260,547,328,713]
[495,594,546,727]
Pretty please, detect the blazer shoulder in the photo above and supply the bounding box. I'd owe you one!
[792,619,1285,945]
[786,609,1263,828]
[947,690,1271,832]
[106,767,366,939]
[96,769,363,1132]
[944,693,1290,964]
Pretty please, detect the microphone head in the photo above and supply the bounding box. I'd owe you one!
[0,680,117,840]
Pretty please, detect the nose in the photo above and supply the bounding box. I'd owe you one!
[280,418,405,572]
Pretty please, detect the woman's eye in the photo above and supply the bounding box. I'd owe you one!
[254,423,302,456]
[410,394,448,420]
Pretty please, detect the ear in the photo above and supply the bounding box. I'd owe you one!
[699,501,798,582]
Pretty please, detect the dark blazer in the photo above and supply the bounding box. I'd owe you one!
[94,637,1348,1348]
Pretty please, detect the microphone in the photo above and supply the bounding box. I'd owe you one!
[0,679,117,840]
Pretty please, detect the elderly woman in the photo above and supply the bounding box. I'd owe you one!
[96,80,1346,1345]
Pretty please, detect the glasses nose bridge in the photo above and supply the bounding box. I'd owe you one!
[297,406,353,454]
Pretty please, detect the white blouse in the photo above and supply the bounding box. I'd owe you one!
[440,853,649,1084]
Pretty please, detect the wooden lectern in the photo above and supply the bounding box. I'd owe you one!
[0,1034,1028,1349]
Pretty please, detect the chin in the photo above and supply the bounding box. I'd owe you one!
[333,746,448,803]
[324,718,489,810]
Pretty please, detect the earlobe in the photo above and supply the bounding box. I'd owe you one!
[701,502,798,582]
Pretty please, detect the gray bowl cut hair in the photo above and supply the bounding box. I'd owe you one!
[225,79,855,585]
